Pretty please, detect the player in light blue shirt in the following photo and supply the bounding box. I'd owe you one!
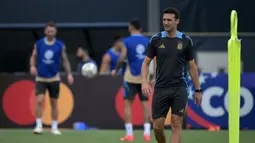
[30,21,73,135]
[112,19,151,141]
[100,36,123,74]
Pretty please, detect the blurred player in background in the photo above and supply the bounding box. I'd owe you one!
[113,19,151,141]
[100,36,124,74]
[141,7,202,143]
[76,46,97,73]
[30,21,74,135]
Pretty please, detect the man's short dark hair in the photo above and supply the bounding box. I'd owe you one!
[129,19,141,30]
[45,21,56,28]
[163,7,180,19]
[113,35,122,42]
[78,47,89,54]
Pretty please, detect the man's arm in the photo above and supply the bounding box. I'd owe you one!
[30,44,37,67]
[99,54,111,73]
[188,59,200,89]
[115,43,127,72]
[152,57,157,81]
[142,57,153,82]
[186,36,200,89]
[62,45,72,75]
[142,36,156,82]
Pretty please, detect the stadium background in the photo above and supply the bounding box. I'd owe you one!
[1,0,255,142]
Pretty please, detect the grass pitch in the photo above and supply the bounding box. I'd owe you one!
[0,129,254,143]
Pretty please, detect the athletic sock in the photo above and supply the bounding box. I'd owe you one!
[36,118,42,128]
[52,120,58,130]
[144,123,151,135]
[125,123,133,136]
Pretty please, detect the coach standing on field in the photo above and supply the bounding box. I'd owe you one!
[141,7,202,143]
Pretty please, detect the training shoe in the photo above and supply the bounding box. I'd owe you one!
[33,126,43,134]
[120,135,134,141]
[215,126,221,131]
[208,126,215,132]
[144,134,151,141]
[51,129,62,135]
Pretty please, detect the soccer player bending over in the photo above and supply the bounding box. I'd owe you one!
[112,19,151,141]
[141,7,202,143]
[30,21,74,135]
[100,36,124,74]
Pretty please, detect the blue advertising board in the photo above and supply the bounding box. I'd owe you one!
[186,73,255,129]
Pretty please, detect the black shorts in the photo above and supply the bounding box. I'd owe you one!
[123,81,148,101]
[35,81,60,99]
[152,86,188,119]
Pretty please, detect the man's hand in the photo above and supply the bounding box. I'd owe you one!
[30,66,37,76]
[142,81,153,97]
[67,74,74,85]
[194,92,202,105]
